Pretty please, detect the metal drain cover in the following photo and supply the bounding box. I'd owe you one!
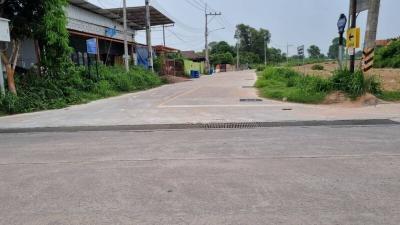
[242,86,254,88]
[240,98,263,102]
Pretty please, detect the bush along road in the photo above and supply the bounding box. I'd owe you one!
[0,65,164,115]
[255,67,383,104]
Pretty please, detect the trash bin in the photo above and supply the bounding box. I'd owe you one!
[190,70,200,78]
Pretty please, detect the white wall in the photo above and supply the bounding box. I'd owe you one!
[66,4,135,42]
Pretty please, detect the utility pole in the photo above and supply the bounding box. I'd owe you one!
[349,0,357,73]
[286,43,293,64]
[264,35,267,66]
[145,0,154,72]
[235,30,240,70]
[236,42,240,70]
[123,0,129,72]
[162,25,166,46]
[364,0,380,49]
[204,3,221,75]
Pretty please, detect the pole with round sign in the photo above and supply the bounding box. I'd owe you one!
[337,14,347,70]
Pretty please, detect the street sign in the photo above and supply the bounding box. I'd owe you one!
[337,14,347,34]
[0,18,10,42]
[105,27,117,37]
[297,45,305,56]
[346,27,361,48]
[86,38,97,54]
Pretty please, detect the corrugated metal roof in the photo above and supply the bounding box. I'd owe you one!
[68,0,174,30]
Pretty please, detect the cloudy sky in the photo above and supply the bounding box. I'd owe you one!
[89,0,400,56]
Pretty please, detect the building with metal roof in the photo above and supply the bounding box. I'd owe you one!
[17,0,174,69]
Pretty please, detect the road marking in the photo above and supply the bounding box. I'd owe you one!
[158,104,318,108]
[158,86,203,107]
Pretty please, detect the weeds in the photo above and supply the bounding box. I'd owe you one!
[0,65,163,114]
[256,67,382,104]
[311,64,324,70]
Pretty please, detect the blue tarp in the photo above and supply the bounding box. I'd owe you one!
[136,46,149,68]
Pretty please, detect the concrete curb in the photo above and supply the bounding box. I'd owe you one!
[0,119,398,134]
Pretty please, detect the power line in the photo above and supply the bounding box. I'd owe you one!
[184,0,205,11]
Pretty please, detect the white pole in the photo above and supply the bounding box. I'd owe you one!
[264,37,267,65]
[0,60,5,96]
[123,0,129,72]
[145,0,154,72]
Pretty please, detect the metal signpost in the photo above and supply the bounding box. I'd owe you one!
[337,14,347,69]
[86,38,99,78]
[0,18,11,96]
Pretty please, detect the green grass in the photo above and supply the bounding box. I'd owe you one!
[255,67,331,104]
[377,91,400,102]
[256,67,383,104]
[0,65,164,114]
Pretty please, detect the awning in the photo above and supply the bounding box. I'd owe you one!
[107,6,174,30]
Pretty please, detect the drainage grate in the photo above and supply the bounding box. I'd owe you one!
[240,98,263,102]
[203,122,262,129]
[242,86,254,88]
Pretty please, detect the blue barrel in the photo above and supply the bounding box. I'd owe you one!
[190,70,200,78]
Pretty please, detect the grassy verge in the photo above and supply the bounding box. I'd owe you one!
[255,67,331,104]
[0,65,164,115]
[256,67,382,104]
[377,91,400,102]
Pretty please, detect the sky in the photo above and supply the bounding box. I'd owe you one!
[89,0,400,56]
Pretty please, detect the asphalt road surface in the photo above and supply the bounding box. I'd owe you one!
[1,124,400,225]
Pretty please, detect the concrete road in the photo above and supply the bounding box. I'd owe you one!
[1,124,400,224]
[0,70,399,129]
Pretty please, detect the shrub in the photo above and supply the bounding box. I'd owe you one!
[311,64,324,70]
[255,67,331,104]
[0,65,163,114]
[256,67,382,104]
[256,65,266,72]
[374,39,400,68]
[330,69,381,99]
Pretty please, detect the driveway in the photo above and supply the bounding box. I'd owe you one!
[0,70,399,129]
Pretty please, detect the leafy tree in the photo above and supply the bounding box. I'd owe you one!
[238,51,260,65]
[0,0,43,94]
[328,37,346,59]
[0,0,71,94]
[210,41,234,56]
[38,0,72,77]
[308,45,321,58]
[210,52,234,65]
[374,39,400,68]
[234,24,271,62]
[267,47,286,63]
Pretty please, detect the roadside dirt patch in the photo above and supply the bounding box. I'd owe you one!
[293,61,400,91]
[323,91,379,107]
[162,75,190,84]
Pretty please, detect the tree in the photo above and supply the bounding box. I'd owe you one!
[308,45,321,58]
[234,24,271,62]
[0,0,72,94]
[210,41,234,56]
[328,37,346,59]
[0,0,43,94]
[38,0,72,77]
[210,52,234,66]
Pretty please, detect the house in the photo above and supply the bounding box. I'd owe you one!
[181,51,205,62]
[16,0,174,69]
